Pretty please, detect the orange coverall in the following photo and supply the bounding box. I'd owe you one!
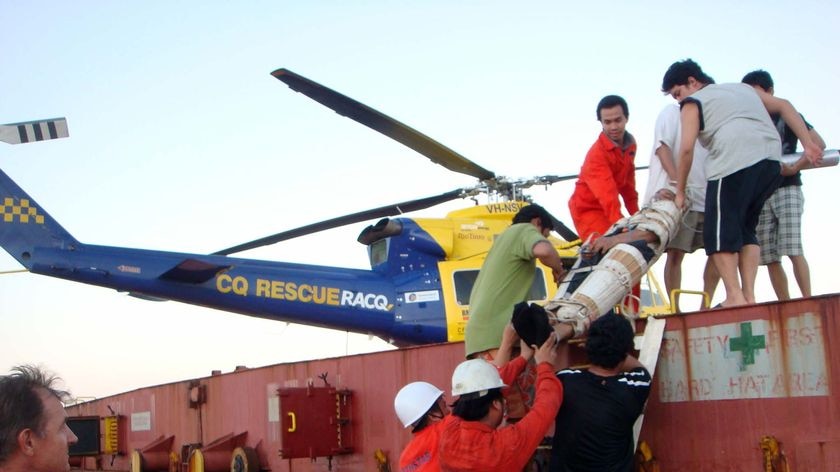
[396,357,528,472]
[437,362,562,471]
[569,132,639,243]
[399,416,455,472]
[497,353,534,419]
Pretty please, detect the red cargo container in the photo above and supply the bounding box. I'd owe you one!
[66,294,840,471]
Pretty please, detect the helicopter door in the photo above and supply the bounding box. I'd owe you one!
[437,259,555,342]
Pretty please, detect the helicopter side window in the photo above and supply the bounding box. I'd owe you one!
[369,239,389,266]
[453,270,479,305]
[527,270,548,300]
[452,268,547,306]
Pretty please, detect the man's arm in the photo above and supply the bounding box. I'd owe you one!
[780,127,828,176]
[809,127,827,150]
[588,229,658,255]
[781,156,810,176]
[655,143,678,181]
[494,322,534,369]
[493,322,519,367]
[620,164,640,215]
[493,335,562,471]
[676,102,701,210]
[533,240,567,285]
[756,91,823,164]
[581,145,624,222]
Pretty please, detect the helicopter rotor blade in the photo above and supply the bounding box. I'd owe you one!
[213,188,468,256]
[0,117,68,145]
[538,165,648,187]
[530,172,580,186]
[272,68,495,181]
[548,214,579,243]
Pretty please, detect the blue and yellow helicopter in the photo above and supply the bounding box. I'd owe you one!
[0,69,648,346]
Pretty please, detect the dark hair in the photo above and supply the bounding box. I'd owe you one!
[411,400,443,433]
[596,95,629,121]
[585,314,635,369]
[661,59,715,92]
[741,69,774,92]
[511,302,552,347]
[0,365,68,465]
[512,203,554,231]
[451,388,502,421]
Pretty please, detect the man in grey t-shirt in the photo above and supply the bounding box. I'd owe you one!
[660,59,822,309]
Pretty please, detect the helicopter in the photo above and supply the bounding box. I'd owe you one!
[0,69,646,346]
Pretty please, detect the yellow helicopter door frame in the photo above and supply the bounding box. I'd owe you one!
[437,259,560,342]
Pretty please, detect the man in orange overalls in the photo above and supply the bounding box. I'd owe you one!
[569,95,639,244]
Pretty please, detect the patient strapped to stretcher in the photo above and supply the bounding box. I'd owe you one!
[544,188,685,338]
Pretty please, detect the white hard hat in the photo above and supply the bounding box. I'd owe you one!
[451,359,506,397]
[394,381,444,428]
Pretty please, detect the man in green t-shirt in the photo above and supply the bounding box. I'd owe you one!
[465,204,567,359]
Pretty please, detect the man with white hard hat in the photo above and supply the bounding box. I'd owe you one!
[393,381,451,471]
[438,334,562,471]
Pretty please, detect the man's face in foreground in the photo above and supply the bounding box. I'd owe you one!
[29,389,78,472]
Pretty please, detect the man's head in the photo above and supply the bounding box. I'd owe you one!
[596,95,629,143]
[741,69,774,94]
[394,381,447,433]
[450,359,506,427]
[585,314,635,369]
[511,302,553,347]
[661,59,715,101]
[0,365,77,472]
[512,204,554,236]
[652,188,676,202]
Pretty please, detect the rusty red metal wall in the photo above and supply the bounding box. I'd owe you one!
[66,294,840,471]
[640,294,840,471]
[67,341,469,471]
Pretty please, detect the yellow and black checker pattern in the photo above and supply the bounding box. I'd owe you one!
[1,197,44,224]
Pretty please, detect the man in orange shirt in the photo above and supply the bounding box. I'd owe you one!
[438,334,562,471]
[394,381,452,471]
[569,95,639,244]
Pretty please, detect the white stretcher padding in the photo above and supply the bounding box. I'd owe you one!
[546,195,684,338]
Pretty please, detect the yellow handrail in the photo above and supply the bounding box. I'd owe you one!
[669,289,711,312]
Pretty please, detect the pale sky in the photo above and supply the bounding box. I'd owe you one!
[1,1,838,399]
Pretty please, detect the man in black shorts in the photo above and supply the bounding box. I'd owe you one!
[661,59,823,308]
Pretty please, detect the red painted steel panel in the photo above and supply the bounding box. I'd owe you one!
[278,387,352,459]
[639,295,840,471]
[67,342,467,471]
[66,294,840,471]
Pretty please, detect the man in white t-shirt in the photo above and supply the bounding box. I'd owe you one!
[645,104,718,310]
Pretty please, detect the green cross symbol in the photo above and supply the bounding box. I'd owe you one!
[729,322,766,368]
